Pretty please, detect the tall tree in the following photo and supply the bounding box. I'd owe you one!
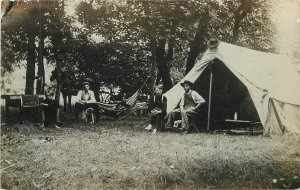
[185,8,211,74]
[76,0,202,93]
[25,31,36,94]
[1,1,66,95]
[2,2,43,94]
[36,2,46,94]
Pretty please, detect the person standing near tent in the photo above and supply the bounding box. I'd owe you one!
[75,81,98,123]
[145,84,165,134]
[165,80,205,133]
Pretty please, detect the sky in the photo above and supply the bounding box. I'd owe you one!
[271,0,300,57]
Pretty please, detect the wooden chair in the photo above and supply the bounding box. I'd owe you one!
[21,95,41,123]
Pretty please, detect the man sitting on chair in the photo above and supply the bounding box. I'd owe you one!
[75,81,97,123]
[165,80,205,133]
[145,84,164,134]
[41,90,60,128]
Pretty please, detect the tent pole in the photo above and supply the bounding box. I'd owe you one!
[207,64,213,131]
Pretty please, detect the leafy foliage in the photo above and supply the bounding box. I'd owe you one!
[1,0,276,95]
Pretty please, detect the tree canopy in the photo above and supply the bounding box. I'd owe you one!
[1,0,276,96]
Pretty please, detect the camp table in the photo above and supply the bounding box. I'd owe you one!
[224,119,254,134]
[1,94,45,122]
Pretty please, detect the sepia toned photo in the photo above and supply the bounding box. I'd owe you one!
[1,0,300,189]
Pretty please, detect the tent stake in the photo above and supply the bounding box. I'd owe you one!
[207,64,213,131]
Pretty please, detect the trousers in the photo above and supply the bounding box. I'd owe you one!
[149,110,163,130]
[75,102,99,121]
[165,108,197,129]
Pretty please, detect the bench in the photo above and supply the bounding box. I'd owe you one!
[224,119,261,135]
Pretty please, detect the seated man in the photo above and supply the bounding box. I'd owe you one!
[145,85,164,134]
[75,81,98,123]
[165,80,205,133]
[41,91,60,128]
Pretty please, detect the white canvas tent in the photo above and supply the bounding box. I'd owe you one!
[163,42,300,135]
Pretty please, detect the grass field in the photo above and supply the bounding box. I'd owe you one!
[1,116,300,189]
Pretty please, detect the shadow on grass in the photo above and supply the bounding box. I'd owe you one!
[150,159,300,189]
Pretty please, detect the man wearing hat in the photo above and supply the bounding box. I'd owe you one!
[165,80,205,133]
[75,81,97,122]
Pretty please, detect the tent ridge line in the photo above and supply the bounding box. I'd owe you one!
[271,97,300,106]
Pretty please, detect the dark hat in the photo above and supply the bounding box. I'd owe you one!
[83,81,90,86]
[207,38,220,49]
[180,80,193,87]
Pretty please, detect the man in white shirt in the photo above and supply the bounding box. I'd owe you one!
[75,82,97,121]
[165,80,205,133]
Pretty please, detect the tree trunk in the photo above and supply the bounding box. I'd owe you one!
[165,41,174,67]
[54,56,62,123]
[25,33,36,95]
[53,1,65,123]
[36,34,45,94]
[231,0,247,44]
[36,6,45,95]
[232,17,242,44]
[55,60,61,103]
[185,10,210,74]
[155,39,165,85]
[156,39,173,92]
[149,38,157,96]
